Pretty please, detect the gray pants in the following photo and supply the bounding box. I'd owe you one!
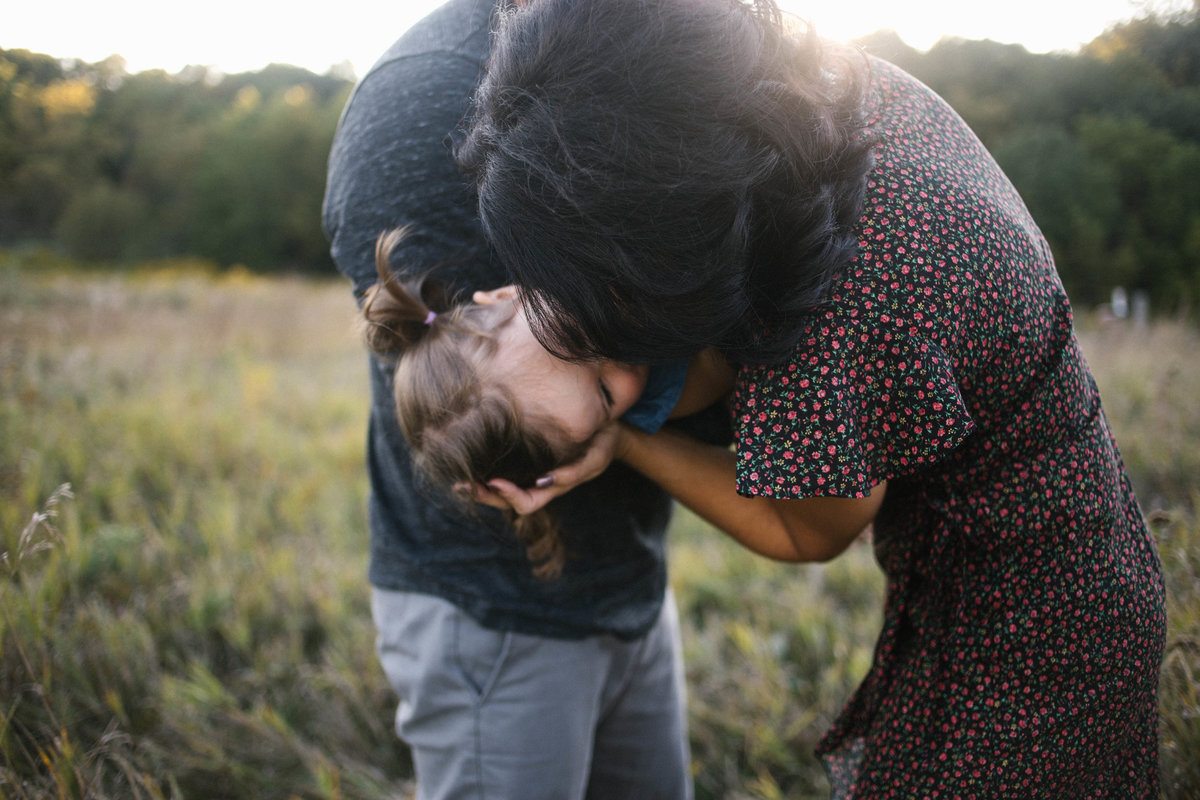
[371,588,693,800]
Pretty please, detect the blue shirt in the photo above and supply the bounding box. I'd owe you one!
[623,360,690,434]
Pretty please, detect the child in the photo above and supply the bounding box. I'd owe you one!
[359,227,732,577]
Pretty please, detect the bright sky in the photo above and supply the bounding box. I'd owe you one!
[2,0,1189,81]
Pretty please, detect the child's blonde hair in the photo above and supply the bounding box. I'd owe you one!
[359,228,571,579]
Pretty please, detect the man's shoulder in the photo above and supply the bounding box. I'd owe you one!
[337,0,494,135]
[363,0,496,79]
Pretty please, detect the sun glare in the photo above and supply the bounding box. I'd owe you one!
[787,0,1177,53]
[3,0,1191,78]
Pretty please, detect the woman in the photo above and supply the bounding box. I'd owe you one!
[457,0,1166,796]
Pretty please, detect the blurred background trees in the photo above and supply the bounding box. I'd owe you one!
[862,4,1200,312]
[1,4,1198,311]
[0,53,348,273]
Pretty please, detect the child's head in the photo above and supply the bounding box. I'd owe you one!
[359,228,648,578]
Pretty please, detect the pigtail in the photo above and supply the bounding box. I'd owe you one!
[358,227,448,356]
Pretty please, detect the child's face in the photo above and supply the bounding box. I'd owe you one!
[478,288,648,452]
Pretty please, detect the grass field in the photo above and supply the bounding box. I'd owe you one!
[2,256,1198,799]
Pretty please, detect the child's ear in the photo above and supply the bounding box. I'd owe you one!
[473,285,519,305]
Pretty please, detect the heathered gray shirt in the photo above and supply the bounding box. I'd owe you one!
[322,0,680,638]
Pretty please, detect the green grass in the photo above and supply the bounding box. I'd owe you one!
[2,259,1197,798]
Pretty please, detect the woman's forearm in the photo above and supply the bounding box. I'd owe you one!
[618,425,885,562]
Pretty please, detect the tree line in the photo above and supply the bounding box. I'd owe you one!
[0,56,349,273]
[1,4,1198,312]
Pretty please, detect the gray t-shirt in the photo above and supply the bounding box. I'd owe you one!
[322,0,675,638]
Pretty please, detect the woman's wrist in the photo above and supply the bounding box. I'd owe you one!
[612,423,637,464]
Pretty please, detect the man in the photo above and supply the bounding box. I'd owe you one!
[322,1,722,797]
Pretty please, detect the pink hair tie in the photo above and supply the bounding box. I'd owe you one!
[423,310,438,325]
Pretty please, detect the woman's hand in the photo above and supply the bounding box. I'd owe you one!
[462,421,628,515]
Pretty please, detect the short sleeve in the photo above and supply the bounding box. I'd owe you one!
[732,303,975,499]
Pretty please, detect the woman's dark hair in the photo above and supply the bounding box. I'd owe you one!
[457,0,875,365]
[360,228,570,578]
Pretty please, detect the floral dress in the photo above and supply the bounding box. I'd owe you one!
[732,58,1165,799]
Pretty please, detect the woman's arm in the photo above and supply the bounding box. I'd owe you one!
[618,425,885,562]
[474,349,882,561]
[478,421,884,563]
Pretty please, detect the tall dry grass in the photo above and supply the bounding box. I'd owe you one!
[2,257,1197,798]
[1078,316,1200,513]
[1,259,408,798]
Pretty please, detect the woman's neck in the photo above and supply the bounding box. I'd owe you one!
[670,349,736,419]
